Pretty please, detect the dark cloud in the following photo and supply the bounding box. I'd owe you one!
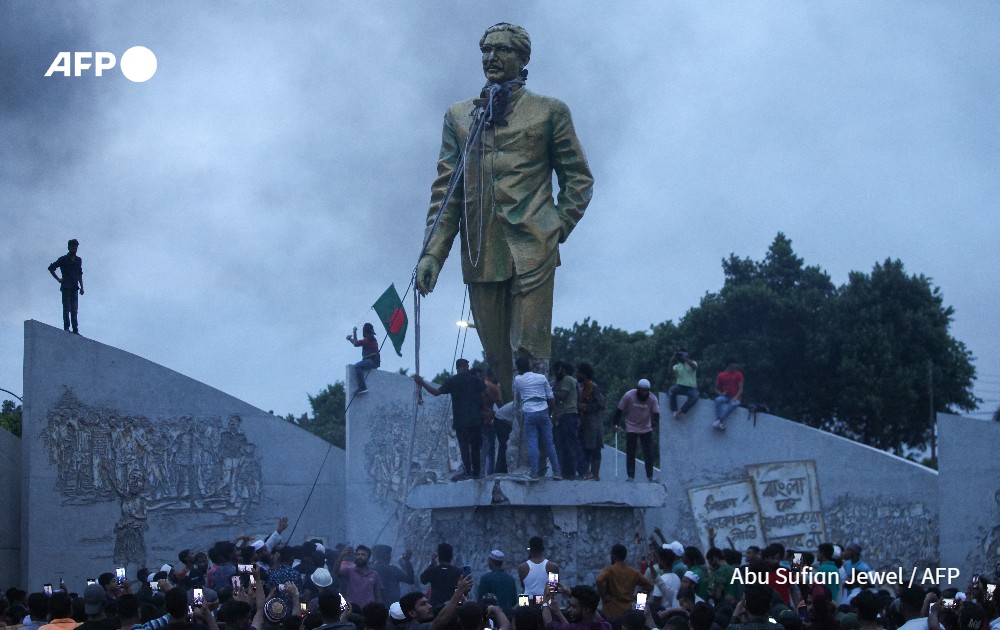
[2,2,997,419]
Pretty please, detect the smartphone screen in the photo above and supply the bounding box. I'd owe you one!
[547,571,559,593]
[115,567,126,584]
[86,579,96,586]
[239,563,253,574]
[193,588,203,607]
[43,584,53,596]
[232,575,241,591]
[249,575,256,589]
[986,584,996,600]
[518,595,529,607]
[792,552,803,565]
[339,594,349,612]
[300,602,308,614]
[942,598,954,608]
[534,595,544,605]
[151,582,160,593]
[635,593,647,611]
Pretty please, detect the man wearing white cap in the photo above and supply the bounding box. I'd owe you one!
[612,379,659,482]
[477,550,517,615]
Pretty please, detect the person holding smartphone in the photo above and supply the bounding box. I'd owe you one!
[594,544,653,621]
[421,543,463,608]
[334,545,383,608]
[540,585,610,630]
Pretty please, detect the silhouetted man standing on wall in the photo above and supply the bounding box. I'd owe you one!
[48,238,84,334]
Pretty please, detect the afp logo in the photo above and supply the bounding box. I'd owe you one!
[44,46,157,82]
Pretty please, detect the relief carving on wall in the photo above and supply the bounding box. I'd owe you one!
[40,389,263,566]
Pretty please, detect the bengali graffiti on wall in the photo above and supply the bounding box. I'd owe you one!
[39,388,262,566]
[688,460,825,552]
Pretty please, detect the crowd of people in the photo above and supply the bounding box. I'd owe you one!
[406,349,746,483]
[2,518,996,630]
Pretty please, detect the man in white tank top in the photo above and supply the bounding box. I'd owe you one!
[518,536,560,597]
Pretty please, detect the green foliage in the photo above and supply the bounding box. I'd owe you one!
[821,259,977,451]
[288,235,976,457]
[679,233,837,423]
[429,358,487,386]
[1,400,22,437]
[551,318,679,463]
[552,233,977,454]
[289,383,346,448]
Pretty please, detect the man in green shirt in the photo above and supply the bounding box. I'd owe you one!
[815,542,841,601]
[552,360,584,479]
[668,350,700,420]
[707,547,739,604]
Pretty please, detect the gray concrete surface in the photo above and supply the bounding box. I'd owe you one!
[657,394,940,574]
[15,317,990,592]
[937,412,1000,581]
[0,428,21,590]
[21,320,344,591]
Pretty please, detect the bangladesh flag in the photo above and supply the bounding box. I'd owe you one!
[372,284,407,357]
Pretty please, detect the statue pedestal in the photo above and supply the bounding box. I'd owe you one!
[345,368,666,585]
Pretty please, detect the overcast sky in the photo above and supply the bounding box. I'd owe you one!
[2,1,998,420]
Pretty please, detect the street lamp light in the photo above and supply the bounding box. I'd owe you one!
[456,320,477,329]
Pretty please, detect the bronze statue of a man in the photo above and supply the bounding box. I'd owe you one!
[416,23,594,400]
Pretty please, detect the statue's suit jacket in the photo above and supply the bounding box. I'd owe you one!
[422,87,594,285]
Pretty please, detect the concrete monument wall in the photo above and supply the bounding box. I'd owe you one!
[342,365,456,551]
[21,320,345,590]
[937,413,1000,580]
[345,368,666,585]
[0,428,21,589]
[657,394,939,571]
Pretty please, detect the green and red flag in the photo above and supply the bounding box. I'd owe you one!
[372,284,407,357]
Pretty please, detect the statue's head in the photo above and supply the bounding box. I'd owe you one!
[480,23,530,84]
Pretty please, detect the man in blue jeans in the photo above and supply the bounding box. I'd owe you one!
[513,356,561,481]
[346,323,380,395]
[713,358,744,431]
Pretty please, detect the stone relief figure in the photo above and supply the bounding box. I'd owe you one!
[981,488,1000,567]
[101,461,148,565]
[40,389,263,566]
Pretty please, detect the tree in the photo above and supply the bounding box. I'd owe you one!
[551,318,681,463]
[679,233,836,422]
[551,233,977,455]
[0,400,21,437]
[290,383,346,448]
[823,259,977,452]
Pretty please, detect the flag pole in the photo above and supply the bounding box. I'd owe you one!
[414,276,423,405]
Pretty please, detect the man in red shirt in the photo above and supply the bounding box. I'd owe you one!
[713,358,744,431]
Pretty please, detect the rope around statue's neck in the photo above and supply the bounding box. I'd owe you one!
[414,71,529,392]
